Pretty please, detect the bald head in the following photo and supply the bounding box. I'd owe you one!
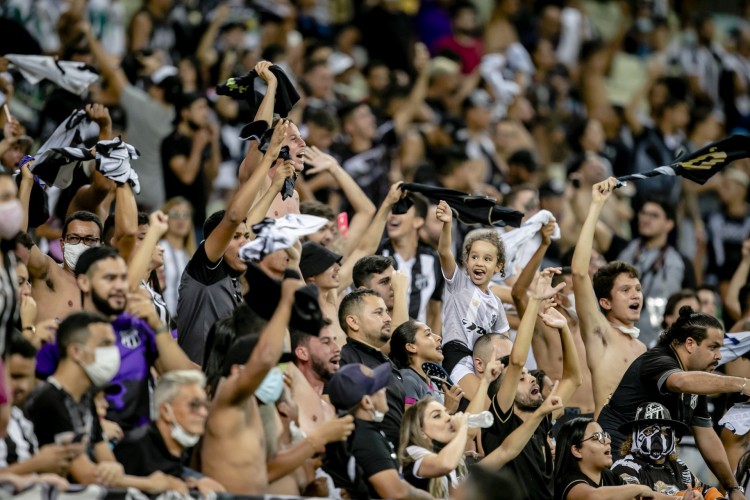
[473,333,513,375]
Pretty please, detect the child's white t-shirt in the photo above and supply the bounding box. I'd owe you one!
[441,268,510,352]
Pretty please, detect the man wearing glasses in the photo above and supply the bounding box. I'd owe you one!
[27,210,104,324]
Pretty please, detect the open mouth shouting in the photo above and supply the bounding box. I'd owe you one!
[471,268,487,282]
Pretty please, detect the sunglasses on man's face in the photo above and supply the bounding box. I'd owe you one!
[580,431,610,445]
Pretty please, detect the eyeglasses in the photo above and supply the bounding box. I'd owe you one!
[65,235,101,246]
[186,399,210,413]
[580,431,610,445]
[168,211,191,220]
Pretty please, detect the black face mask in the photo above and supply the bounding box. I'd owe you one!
[186,119,201,131]
[456,27,482,38]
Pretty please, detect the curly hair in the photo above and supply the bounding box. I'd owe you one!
[462,229,506,278]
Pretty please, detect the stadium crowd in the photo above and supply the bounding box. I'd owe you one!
[1,0,750,498]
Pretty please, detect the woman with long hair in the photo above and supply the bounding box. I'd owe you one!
[159,197,196,318]
[399,383,564,498]
[554,417,674,500]
[389,320,463,412]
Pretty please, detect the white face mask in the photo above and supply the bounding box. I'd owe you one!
[370,409,386,423]
[613,324,641,339]
[0,199,22,240]
[167,405,200,448]
[64,242,90,270]
[563,293,578,321]
[81,345,121,387]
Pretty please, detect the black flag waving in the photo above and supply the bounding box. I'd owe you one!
[617,135,750,187]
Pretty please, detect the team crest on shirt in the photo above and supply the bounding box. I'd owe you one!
[414,273,428,291]
[690,394,698,409]
[654,481,680,495]
[119,328,142,349]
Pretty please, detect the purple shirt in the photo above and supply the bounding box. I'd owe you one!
[36,314,159,431]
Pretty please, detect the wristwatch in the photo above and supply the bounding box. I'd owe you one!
[728,486,745,495]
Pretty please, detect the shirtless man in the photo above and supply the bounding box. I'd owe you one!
[289,322,340,434]
[201,278,300,494]
[237,61,305,219]
[572,177,646,417]
[511,221,595,415]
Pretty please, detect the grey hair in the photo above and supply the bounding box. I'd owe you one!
[153,370,206,409]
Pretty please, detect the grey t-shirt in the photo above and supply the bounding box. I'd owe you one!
[400,368,443,406]
[176,243,242,364]
[120,84,175,210]
[441,268,509,350]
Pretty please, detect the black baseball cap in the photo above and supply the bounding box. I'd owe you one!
[328,363,391,411]
[221,334,294,377]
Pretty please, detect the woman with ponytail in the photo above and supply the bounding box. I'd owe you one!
[598,306,750,497]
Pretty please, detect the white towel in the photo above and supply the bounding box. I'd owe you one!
[240,214,329,261]
[6,54,99,96]
[718,331,750,366]
[498,209,560,280]
[719,403,750,435]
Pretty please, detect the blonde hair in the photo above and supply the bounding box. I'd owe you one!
[398,397,466,499]
[161,197,197,256]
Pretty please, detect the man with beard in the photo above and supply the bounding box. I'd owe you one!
[338,289,405,448]
[482,268,582,500]
[352,255,410,332]
[598,308,748,499]
[611,402,719,498]
[36,247,195,432]
[289,321,341,434]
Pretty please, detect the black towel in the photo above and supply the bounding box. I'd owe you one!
[393,183,523,228]
[216,65,300,118]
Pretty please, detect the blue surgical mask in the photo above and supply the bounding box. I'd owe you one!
[255,367,284,405]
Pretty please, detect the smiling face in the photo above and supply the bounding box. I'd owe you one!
[466,240,502,290]
[310,262,341,291]
[599,273,643,325]
[421,400,457,444]
[386,206,424,241]
[685,326,723,372]
[281,122,307,172]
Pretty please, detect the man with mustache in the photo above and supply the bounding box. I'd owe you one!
[599,307,749,499]
[289,321,342,434]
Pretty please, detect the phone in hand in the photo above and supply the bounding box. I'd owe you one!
[337,212,349,236]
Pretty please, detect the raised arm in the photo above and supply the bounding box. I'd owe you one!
[390,269,410,329]
[18,157,33,234]
[510,220,555,318]
[238,62,278,183]
[572,177,617,357]
[196,5,230,69]
[245,160,295,226]
[497,268,564,414]
[218,279,299,407]
[392,44,430,136]
[127,211,168,291]
[206,120,288,262]
[725,239,750,321]
[538,306,582,418]
[435,200,456,280]
[302,146,376,257]
[83,22,127,99]
[412,413,469,477]
[112,183,139,262]
[480,381,563,469]
[336,183,404,293]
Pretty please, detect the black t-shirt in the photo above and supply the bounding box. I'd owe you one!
[482,396,553,500]
[351,419,400,499]
[339,338,405,450]
[161,131,209,228]
[114,422,186,478]
[597,346,712,456]
[24,379,104,450]
[554,468,624,500]
[177,242,243,364]
[611,453,696,495]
